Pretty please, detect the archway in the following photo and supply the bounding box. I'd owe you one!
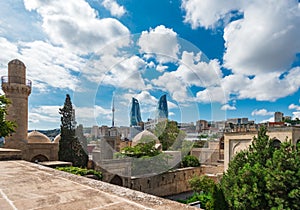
[110,175,123,186]
[271,139,281,149]
[31,154,49,163]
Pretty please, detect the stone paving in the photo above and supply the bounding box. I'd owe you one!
[0,161,197,210]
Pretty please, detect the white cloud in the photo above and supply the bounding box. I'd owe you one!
[195,86,228,104]
[138,25,179,63]
[260,116,274,123]
[176,51,222,87]
[169,112,175,116]
[181,0,241,29]
[101,55,147,90]
[291,112,300,120]
[251,109,274,116]
[223,0,300,75]
[156,64,168,72]
[24,0,130,54]
[20,41,84,91]
[221,104,236,111]
[289,103,300,111]
[182,0,300,102]
[152,72,190,103]
[29,105,61,129]
[102,0,126,17]
[75,105,111,120]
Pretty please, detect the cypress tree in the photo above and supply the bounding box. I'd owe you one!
[58,94,88,167]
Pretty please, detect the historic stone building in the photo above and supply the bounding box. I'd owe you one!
[1,59,58,162]
[224,126,300,170]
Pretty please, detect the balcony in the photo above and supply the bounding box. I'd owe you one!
[1,76,32,88]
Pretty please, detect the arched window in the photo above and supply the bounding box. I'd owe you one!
[31,154,49,162]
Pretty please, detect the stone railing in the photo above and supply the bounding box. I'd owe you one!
[1,76,32,88]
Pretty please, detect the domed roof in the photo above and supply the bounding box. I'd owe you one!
[53,134,61,143]
[27,131,51,143]
[132,130,160,147]
[8,59,25,67]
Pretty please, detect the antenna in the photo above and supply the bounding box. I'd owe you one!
[112,94,115,127]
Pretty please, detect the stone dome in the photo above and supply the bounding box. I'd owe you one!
[132,130,160,147]
[27,131,51,143]
[53,134,61,143]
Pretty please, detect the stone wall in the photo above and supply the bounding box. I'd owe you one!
[127,165,223,197]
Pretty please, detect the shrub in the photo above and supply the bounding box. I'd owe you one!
[56,166,103,180]
[181,155,200,167]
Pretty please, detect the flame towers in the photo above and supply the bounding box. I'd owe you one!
[157,94,168,119]
[130,97,142,126]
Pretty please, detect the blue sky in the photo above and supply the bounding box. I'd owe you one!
[0,0,300,130]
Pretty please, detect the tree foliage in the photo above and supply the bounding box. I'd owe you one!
[56,166,102,180]
[181,155,200,167]
[119,141,161,158]
[0,95,16,138]
[187,175,227,210]
[154,120,184,150]
[59,94,88,167]
[221,126,300,209]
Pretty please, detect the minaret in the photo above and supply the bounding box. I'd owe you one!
[112,96,115,127]
[1,59,31,150]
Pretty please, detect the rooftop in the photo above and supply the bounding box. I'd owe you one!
[0,160,197,210]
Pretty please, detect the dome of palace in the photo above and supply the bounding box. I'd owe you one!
[131,130,160,147]
[53,134,61,143]
[27,131,51,143]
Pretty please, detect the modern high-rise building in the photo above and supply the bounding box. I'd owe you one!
[157,94,168,119]
[130,97,142,126]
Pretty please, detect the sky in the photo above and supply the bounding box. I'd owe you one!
[0,0,300,130]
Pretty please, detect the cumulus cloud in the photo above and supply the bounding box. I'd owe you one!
[223,0,300,75]
[181,0,300,102]
[0,38,83,92]
[29,105,61,129]
[24,0,130,54]
[289,103,300,111]
[196,86,228,104]
[287,102,300,120]
[101,55,147,90]
[102,0,126,17]
[176,51,222,87]
[251,109,274,116]
[221,104,236,111]
[20,41,84,91]
[152,72,190,103]
[182,0,241,29]
[260,116,275,123]
[138,25,179,63]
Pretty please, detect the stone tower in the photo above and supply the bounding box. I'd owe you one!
[1,59,31,150]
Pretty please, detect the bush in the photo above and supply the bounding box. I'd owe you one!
[181,155,200,167]
[56,166,103,180]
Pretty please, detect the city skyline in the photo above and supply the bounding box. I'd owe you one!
[0,0,299,130]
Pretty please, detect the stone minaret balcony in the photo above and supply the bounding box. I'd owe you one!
[1,76,32,96]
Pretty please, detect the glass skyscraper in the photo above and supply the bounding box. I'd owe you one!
[130,97,142,126]
[157,94,168,119]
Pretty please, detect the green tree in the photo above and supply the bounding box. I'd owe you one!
[181,155,200,167]
[221,126,300,209]
[154,120,182,150]
[0,95,16,139]
[59,94,88,167]
[187,175,228,209]
[120,141,161,158]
